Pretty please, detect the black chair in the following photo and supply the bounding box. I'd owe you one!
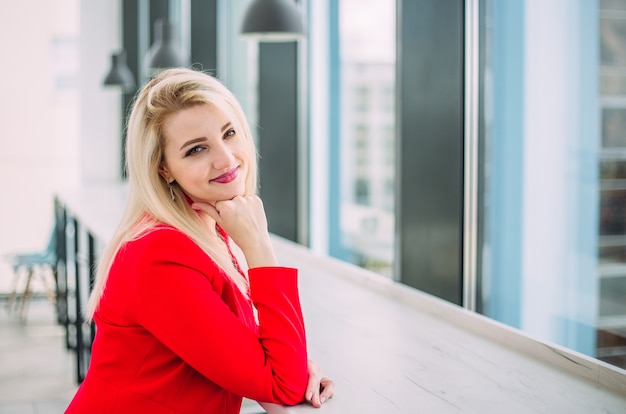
[4,226,57,322]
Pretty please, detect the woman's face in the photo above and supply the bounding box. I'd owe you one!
[159,103,249,204]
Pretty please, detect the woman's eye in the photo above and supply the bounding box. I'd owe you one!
[185,145,204,157]
[224,129,236,139]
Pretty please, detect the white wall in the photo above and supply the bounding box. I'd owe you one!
[0,0,80,265]
[0,0,123,292]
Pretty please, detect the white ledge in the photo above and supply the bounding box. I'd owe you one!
[269,235,626,413]
[55,186,626,413]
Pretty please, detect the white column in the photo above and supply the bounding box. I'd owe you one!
[522,0,580,342]
[79,0,123,185]
[308,0,330,255]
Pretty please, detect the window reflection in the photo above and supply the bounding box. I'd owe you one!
[602,108,626,147]
[479,0,626,371]
[601,16,626,66]
[598,0,626,369]
[600,190,626,235]
[331,0,396,277]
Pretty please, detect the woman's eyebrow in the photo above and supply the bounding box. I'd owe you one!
[179,137,207,151]
[178,122,232,150]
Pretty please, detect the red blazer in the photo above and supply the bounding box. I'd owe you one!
[65,225,309,414]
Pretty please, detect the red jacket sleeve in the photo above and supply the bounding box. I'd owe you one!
[125,228,309,405]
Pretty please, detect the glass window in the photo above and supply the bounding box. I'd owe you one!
[478,0,626,371]
[324,0,396,278]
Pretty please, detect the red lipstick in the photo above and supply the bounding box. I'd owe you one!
[210,167,239,184]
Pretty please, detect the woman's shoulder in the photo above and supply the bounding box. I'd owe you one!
[138,224,190,242]
[109,225,220,288]
[120,224,199,259]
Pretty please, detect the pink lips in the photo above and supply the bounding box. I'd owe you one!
[210,167,239,184]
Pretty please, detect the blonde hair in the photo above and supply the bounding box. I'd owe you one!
[86,68,258,320]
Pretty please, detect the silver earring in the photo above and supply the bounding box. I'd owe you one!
[169,182,175,201]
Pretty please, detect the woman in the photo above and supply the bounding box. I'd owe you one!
[66,68,334,413]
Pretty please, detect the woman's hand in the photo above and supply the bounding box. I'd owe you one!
[192,195,278,268]
[305,359,335,407]
[259,361,335,412]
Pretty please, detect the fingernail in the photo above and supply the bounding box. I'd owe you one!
[320,396,326,404]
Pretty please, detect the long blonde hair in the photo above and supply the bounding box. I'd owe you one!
[86,68,258,320]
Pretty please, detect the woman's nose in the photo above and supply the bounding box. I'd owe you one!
[211,142,236,169]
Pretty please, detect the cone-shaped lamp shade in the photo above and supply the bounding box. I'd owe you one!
[241,0,305,42]
[146,19,187,71]
[103,50,136,92]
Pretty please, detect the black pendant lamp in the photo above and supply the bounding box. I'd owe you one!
[145,19,187,72]
[103,50,136,92]
[241,0,305,42]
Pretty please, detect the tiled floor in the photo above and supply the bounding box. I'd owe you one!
[0,296,78,414]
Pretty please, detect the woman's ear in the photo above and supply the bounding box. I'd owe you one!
[158,164,173,183]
